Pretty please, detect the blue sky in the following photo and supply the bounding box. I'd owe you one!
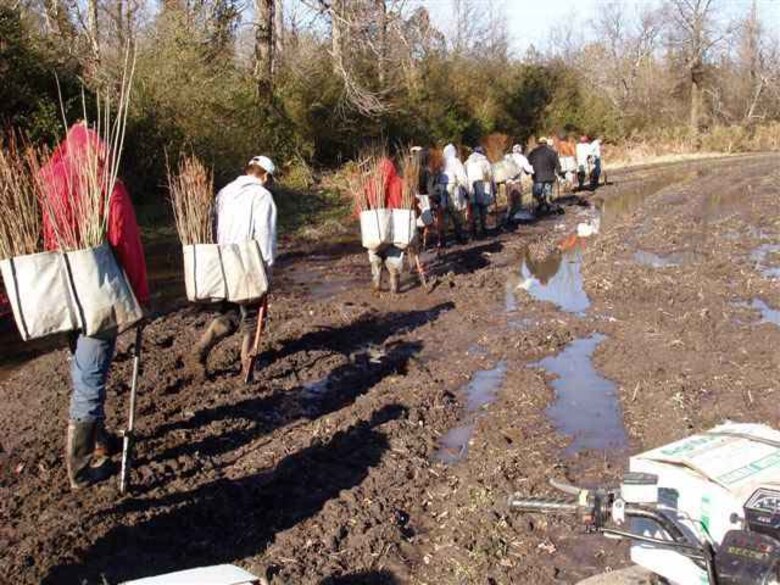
[420,0,780,55]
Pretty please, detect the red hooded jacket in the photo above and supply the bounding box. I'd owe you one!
[40,124,149,305]
[360,158,403,215]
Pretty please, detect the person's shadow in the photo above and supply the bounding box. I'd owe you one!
[135,341,422,483]
[43,403,406,584]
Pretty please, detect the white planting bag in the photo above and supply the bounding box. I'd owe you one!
[222,240,269,304]
[182,241,268,304]
[392,209,418,249]
[359,209,392,250]
[183,244,227,302]
[492,158,520,183]
[0,251,79,341]
[64,243,145,337]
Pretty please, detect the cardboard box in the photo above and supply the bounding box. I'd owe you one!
[628,423,780,585]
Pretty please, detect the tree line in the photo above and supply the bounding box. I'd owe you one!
[1,0,779,203]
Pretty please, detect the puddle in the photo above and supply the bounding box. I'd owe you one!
[751,244,780,280]
[599,170,692,230]
[735,298,780,327]
[301,376,330,399]
[435,361,507,463]
[518,248,590,315]
[633,249,697,268]
[532,334,628,455]
[436,424,476,464]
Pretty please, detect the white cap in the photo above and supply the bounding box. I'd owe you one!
[247,155,276,175]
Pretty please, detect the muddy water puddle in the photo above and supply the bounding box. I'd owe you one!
[532,334,628,455]
[735,298,780,327]
[633,249,698,268]
[435,361,507,464]
[517,248,590,315]
[751,243,780,279]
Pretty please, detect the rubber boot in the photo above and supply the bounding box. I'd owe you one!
[94,420,121,459]
[66,421,112,491]
[188,315,236,378]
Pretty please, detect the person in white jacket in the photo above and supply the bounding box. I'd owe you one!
[436,143,468,245]
[464,146,495,238]
[188,155,277,380]
[506,144,534,223]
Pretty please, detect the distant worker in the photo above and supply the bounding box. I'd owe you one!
[41,123,150,490]
[527,137,561,216]
[557,135,577,188]
[189,155,277,380]
[438,143,468,245]
[590,137,603,188]
[464,146,495,239]
[415,147,439,249]
[576,135,594,191]
[506,144,534,222]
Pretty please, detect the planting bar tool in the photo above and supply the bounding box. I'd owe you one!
[119,325,143,495]
[244,295,268,384]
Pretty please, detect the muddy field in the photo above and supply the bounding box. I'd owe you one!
[1,154,778,585]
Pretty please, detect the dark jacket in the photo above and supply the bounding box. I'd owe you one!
[527,145,561,183]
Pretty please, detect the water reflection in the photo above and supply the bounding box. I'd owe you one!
[518,247,590,315]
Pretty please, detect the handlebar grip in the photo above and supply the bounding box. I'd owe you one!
[507,495,579,513]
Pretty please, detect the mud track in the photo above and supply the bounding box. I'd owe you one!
[1,154,778,584]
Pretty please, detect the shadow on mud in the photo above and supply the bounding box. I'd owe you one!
[43,404,405,584]
[261,301,454,365]
[434,241,503,277]
[320,570,400,584]
[142,340,422,471]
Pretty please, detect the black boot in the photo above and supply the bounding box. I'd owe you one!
[66,421,112,491]
[94,420,121,458]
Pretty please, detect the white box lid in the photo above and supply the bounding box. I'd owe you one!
[120,564,260,585]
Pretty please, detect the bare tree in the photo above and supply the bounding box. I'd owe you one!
[666,0,723,131]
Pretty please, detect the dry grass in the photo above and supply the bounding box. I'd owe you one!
[0,135,42,260]
[168,154,215,245]
[40,49,136,251]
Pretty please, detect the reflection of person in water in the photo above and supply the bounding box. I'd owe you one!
[518,238,590,314]
[523,247,562,285]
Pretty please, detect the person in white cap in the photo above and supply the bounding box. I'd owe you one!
[188,155,277,380]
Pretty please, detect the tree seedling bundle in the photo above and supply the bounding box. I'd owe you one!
[0,52,144,341]
[169,154,268,304]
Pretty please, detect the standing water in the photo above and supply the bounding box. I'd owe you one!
[533,334,628,455]
[518,248,590,315]
[435,361,508,463]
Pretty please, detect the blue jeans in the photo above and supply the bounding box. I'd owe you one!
[532,182,554,205]
[69,334,116,422]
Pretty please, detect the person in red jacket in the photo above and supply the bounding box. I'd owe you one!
[40,123,149,490]
[365,158,406,294]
